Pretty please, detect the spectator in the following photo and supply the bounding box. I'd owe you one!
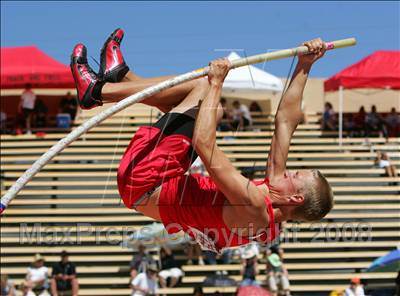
[344,277,365,296]
[202,251,217,265]
[158,245,184,288]
[220,249,233,265]
[25,254,49,296]
[240,247,259,287]
[385,107,400,137]
[18,84,36,134]
[249,101,262,112]
[266,248,291,296]
[129,244,155,282]
[365,105,387,138]
[1,274,16,296]
[353,106,366,137]
[19,282,35,296]
[0,111,7,134]
[329,289,344,296]
[131,262,158,296]
[203,249,232,266]
[218,98,233,131]
[232,101,252,131]
[189,157,206,176]
[343,114,355,137]
[56,113,72,129]
[50,251,79,296]
[59,92,78,120]
[185,242,204,265]
[193,286,204,296]
[34,99,48,128]
[220,98,232,119]
[321,102,336,131]
[239,243,259,260]
[375,151,398,178]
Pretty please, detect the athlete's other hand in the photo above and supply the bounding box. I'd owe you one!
[208,58,231,85]
[299,38,326,65]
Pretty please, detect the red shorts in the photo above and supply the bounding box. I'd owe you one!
[117,126,193,209]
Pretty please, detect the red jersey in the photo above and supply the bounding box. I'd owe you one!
[159,174,280,253]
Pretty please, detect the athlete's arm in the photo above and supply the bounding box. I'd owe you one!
[267,38,326,179]
[193,60,266,210]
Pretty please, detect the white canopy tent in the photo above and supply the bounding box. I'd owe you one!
[222,52,284,100]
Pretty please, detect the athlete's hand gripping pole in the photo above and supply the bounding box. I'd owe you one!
[0,37,356,214]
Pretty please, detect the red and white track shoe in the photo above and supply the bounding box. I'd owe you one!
[100,28,129,82]
[70,44,104,110]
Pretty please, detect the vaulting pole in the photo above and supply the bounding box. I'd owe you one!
[0,37,356,214]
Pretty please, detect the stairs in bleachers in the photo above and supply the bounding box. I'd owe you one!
[1,104,399,295]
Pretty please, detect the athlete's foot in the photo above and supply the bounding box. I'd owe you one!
[99,28,129,83]
[70,44,105,110]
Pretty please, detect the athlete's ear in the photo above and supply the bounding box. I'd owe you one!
[288,194,305,205]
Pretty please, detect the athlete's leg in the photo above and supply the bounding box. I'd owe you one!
[119,78,224,217]
[133,79,225,219]
[99,27,198,111]
[101,72,201,113]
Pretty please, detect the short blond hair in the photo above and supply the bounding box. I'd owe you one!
[292,170,334,221]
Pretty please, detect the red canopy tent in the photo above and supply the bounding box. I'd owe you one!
[323,50,400,144]
[324,50,400,91]
[1,46,74,89]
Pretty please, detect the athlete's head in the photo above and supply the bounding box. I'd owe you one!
[270,169,334,222]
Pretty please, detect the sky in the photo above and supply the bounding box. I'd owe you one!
[1,1,399,78]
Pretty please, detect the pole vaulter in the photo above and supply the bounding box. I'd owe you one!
[0,35,356,220]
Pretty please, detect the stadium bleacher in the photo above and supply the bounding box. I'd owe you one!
[1,104,399,295]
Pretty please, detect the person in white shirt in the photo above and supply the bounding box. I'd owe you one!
[131,263,159,296]
[19,84,37,134]
[239,242,260,260]
[375,151,397,178]
[344,277,365,296]
[158,245,184,288]
[1,274,16,296]
[232,101,253,130]
[189,157,206,176]
[25,254,49,296]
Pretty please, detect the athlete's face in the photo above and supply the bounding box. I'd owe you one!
[288,170,316,188]
[270,169,316,222]
[285,169,316,191]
